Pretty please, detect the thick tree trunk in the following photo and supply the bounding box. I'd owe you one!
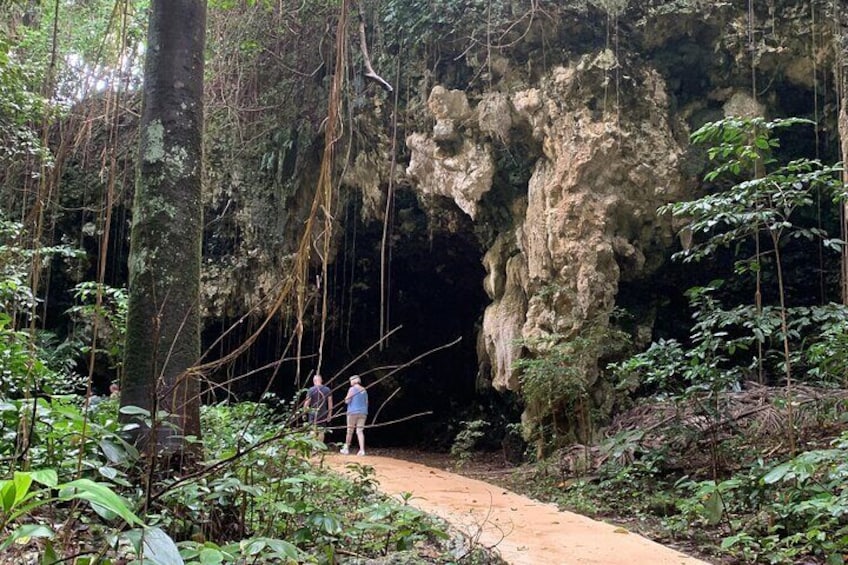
[122,0,206,455]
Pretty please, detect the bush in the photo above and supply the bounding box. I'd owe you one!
[450,419,489,465]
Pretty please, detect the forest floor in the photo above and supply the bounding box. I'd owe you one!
[324,450,710,565]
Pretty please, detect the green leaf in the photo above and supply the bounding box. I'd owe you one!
[0,480,16,513]
[309,513,342,535]
[98,466,119,480]
[142,527,184,565]
[30,469,58,488]
[0,524,54,552]
[762,462,791,484]
[89,500,118,522]
[59,479,142,526]
[41,540,59,565]
[244,538,267,556]
[198,547,224,565]
[0,401,18,413]
[704,491,724,525]
[122,528,144,554]
[178,544,201,560]
[264,538,298,560]
[720,534,742,549]
[119,405,151,417]
[827,553,845,565]
[99,438,126,464]
[13,472,33,507]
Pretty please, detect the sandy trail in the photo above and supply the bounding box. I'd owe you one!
[327,454,710,565]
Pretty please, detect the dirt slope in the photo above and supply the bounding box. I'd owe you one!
[327,454,711,565]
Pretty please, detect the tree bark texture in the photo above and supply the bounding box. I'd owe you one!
[123,0,206,452]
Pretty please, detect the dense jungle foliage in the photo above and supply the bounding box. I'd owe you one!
[2,0,848,564]
[0,1,499,563]
[507,117,848,565]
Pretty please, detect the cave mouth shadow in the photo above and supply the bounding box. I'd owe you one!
[321,190,491,449]
[202,190,495,451]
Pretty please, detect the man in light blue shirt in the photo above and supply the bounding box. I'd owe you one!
[340,375,368,456]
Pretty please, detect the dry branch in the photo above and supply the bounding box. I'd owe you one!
[357,12,392,92]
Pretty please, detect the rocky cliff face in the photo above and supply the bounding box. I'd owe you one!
[187,0,836,439]
[29,0,823,439]
[403,51,690,434]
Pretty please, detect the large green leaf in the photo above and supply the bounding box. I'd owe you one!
[242,537,298,561]
[29,469,58,488]
[142,526,184,565]
[308,512,342,535]
[704,491,724,526]
[0,480,16,513]
[0,401,17,413]
[762,462,792,484]
[264,538,299,560]
[199,547,224,564]
[99,438,126,464]
[12,472,33,507]
[59,479,141,526]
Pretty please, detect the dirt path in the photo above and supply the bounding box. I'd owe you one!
[327,453,711,565]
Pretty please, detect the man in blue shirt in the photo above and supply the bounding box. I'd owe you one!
[340,375,368,456]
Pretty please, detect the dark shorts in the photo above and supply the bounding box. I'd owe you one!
[308,415,329,427]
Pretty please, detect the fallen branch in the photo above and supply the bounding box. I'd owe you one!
[371,386,401,426]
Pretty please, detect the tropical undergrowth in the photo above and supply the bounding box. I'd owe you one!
[0,217,497,565]
[506,117,848,564]
[2,394,477,564]
[1,384,496,564]
[516,390,848,565]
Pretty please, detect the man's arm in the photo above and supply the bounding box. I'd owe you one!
[327,390,334,418]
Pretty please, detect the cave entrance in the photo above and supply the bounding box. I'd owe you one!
[201,189,492,450]
[320,189,490,448]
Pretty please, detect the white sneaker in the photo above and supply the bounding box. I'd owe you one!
[339,445,349,455]
[357,450,365,456]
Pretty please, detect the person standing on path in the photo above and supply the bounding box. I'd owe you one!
[340,375,368,456]
[304,374,333,444]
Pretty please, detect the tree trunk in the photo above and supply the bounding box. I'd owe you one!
[122,0,206,457]
[840,102,848,305]
[835,1,848,304]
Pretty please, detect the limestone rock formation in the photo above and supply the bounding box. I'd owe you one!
[406,134,495,219]
[406,53,688,421]
[405,86,497,219]
[481,233,527,391]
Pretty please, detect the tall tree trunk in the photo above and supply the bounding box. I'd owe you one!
[122,0,206,457]
[835,1,848,304]
[840,101,848,305]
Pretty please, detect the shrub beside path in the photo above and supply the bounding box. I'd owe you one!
[327,454,711,565]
